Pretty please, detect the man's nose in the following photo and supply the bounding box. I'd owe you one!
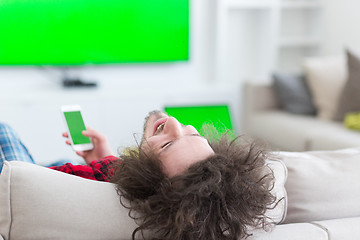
[163,117,183,137]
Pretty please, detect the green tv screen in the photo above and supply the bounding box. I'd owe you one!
[0,0,189,65]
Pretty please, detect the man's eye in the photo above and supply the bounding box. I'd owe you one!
[154,123,165,135]
[162,141,172,149]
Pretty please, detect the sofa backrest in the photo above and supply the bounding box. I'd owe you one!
[278,147,360,223]
[0,159,287,239]
[242,82,281,131]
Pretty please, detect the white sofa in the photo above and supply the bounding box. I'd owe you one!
[242,81,360,151]
[1,147,360,239]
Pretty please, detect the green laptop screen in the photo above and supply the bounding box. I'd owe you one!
[164,105,234,136]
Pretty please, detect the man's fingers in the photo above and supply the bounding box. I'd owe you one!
[76,151,86,157]
[63,132,71,145]
[82,127,95,136]
[82,127,103,140]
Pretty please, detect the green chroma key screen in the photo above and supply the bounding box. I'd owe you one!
[164,105,234,136]
[64,111,91,145]
[0,0,189,65]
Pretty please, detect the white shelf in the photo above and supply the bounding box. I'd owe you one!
[225,0,277,9]
[281,1,322,9]
[279,36,321,47]
[215,0,323,81]
[225,0,321,9]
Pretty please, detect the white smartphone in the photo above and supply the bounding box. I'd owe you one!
[61,105,94,152]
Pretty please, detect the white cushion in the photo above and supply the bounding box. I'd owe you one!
[278,148,360,223]
[250,222,328,240]
[307,124,360,151]
[250,217,360,240]
[0,161,138,240]
[313,217,360,240]
[248,111,330,151]
[248,111,360,152]
[303,56,347,120]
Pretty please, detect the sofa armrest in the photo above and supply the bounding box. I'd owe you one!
[0,161,139,240]
[242,81,281,130]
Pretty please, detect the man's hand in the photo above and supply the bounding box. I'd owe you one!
[63,127,114,165]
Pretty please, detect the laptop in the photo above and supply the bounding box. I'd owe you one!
[164,104,234,137]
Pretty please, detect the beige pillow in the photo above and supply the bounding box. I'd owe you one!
[278,148,360,224]
[335,49,360,121]
[0,159,287,239]
[303,56,347,120]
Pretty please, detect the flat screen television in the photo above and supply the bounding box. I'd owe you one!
[0,0,189,66]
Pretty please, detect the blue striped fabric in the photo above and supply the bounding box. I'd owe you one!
[0,123,34,173]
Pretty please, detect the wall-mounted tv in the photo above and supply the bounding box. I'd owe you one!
[0,0,189,66]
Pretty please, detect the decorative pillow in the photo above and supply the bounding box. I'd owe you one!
[335,49,360,121]
[344,111,360,130]
[303,56,347,120]
[273,73,316,115]
[277,147,360,224]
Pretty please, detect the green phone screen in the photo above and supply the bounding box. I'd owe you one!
[64,111,91,145]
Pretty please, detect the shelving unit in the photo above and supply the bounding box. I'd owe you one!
[281,0,321,9]
[215,0,323,83]
[277,0,322,73]
[279,37,321,47]
[222,0,278,8]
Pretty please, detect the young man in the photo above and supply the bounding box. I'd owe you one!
[0,110,276,240]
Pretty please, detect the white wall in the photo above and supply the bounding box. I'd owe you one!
[321,0,360,55]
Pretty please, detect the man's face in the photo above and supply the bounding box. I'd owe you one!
[141,111,215,177]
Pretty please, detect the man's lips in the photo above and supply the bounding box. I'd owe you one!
[153,117,168,135]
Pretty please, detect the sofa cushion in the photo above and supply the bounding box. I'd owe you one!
[278,148,360,223]
[273,73,316,115]
[335,49,360,121]
[250,222,328,240]
[303,56,347,120]
[307,124,360,151]
[313,217,360,240]
[247,111,329,151]
[247,111,360,152]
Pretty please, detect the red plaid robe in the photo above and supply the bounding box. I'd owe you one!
[49,156,119,182]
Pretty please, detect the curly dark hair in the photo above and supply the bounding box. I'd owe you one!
[110,133,277,240]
